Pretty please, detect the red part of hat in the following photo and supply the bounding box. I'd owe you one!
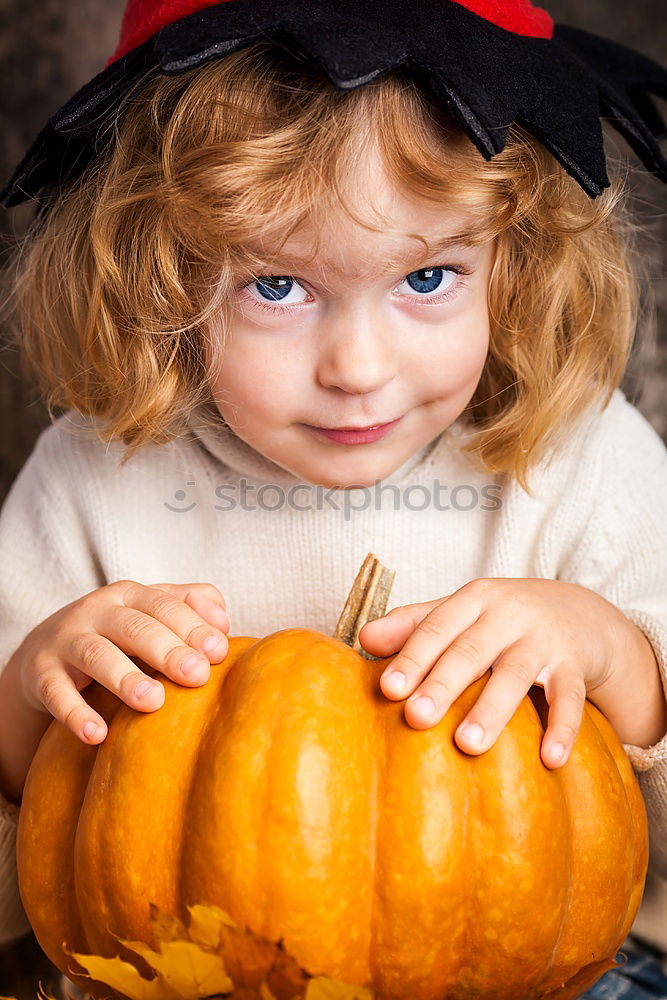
[453,0,552,37]
[109,0,553,64]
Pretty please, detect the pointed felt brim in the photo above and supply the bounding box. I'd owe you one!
[2,0,667,206]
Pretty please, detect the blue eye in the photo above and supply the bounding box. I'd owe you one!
[255,276,291,301]
[397,267,458,298]
[252,276,309,304]
[241,264,466,316]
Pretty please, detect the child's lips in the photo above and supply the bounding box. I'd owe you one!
[303,417,403,444]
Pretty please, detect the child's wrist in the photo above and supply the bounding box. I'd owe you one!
[589,622,667,749]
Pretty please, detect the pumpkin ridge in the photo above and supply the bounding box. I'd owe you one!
[536,740,575,996]
[17,726,95,974]
[533,705,639,995]
[452,682,572,998]
[177,641,247,923]
[517,687,574,998]
[526,710,573,998]
[581,711,639,950]
[72,753,103,956]
[305,630,376,981]
[64,747,98,960]
[449,679,490,996]
[234,633,285,935]
[367,658,385,992]
[593,722,637,950]
[211,627,374,975]
[258,634,293,937]
[465,717,478,993]
[583,703,649,943]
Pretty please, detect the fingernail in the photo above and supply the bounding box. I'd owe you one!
[181,653,208,676]
[411,695,435,720]
[458,722,485,746]
[83,721,99,740]
[550,742,566,763]
[202,634,227,658]
[135,679,160,698]
[382,670,407,695]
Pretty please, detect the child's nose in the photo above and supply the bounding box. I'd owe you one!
[316,312,398,396]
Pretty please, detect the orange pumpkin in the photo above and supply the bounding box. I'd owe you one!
[17,556,648,1000]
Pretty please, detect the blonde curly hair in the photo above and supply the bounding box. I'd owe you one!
[2,39,638,493]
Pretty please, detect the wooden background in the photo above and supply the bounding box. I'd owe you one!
[0,1,666,996]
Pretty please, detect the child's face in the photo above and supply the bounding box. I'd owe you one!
[208,146,493,488]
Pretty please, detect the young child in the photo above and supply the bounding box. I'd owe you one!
[1,1,667,998]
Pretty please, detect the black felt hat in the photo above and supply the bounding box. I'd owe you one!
[3,0,667,207]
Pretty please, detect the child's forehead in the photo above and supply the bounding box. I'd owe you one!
[230,138,498,277]
[238,226,485,282]
[238,174,490,275]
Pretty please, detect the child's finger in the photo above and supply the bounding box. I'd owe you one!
[36,670,109,745]
[375,592,494,702]
[387,616,502,725]
[106,581,228,667]
[364,579,498,668]
[453,640,543,754]
[150,581,230,632]
[55,633,169,712]
[539,667,587,769]
[358,598,446,655]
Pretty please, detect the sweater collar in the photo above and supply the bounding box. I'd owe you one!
[186,402,465,487]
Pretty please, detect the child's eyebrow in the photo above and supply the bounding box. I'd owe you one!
[246,235,478,278]
[391,236,479,270]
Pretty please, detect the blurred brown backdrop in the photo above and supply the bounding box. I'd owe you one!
[0,0,665,504]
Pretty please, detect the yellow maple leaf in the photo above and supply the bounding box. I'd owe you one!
[67,905,233,999]
[64,902,374,1000]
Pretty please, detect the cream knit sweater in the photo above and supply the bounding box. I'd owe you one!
[1,387,667,971]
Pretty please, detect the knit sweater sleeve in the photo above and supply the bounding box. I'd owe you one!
[0,417,105,944]
[556,390,667,877]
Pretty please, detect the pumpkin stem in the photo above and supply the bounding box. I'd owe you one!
[334,552,395,659]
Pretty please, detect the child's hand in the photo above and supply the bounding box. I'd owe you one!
[13,580,230,745]
[359,577,637,769]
